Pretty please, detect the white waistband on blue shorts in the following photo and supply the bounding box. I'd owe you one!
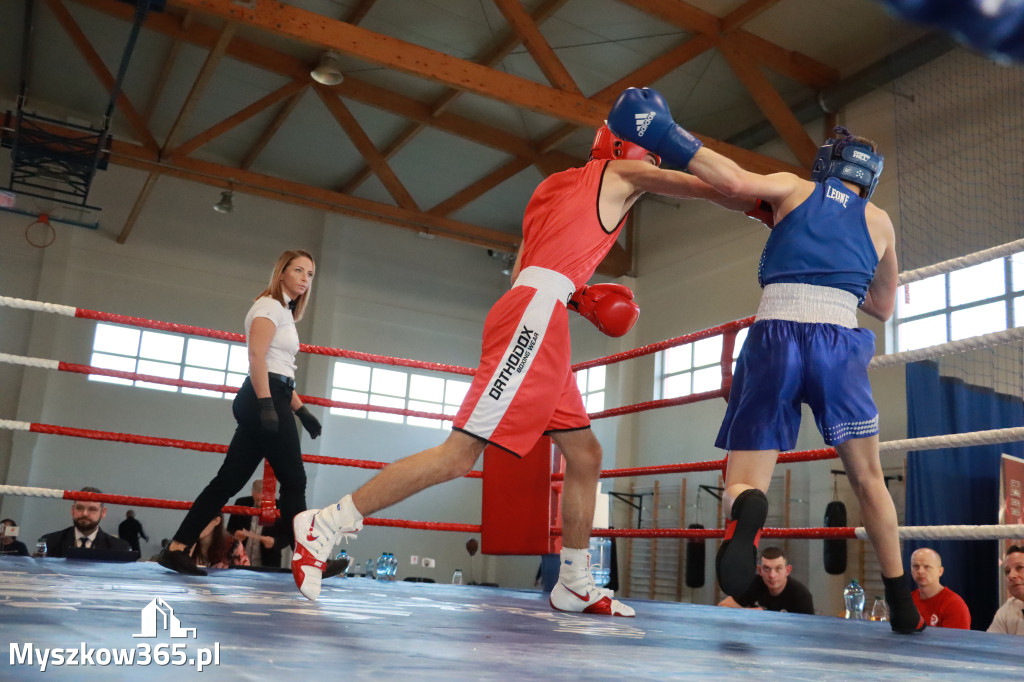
[756,283,859,328]
[512,266,575,307]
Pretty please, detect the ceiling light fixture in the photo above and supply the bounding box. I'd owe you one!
[213,190,234,214]
[310,51,345,86]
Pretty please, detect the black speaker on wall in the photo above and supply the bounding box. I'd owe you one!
[823,500,848,575]
[685,523,706,588]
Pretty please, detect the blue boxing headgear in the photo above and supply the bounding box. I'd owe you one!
[810,127,884,200]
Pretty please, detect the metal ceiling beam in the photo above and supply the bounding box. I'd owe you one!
[168,0,608,127]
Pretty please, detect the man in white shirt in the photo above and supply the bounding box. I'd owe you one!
[988,545,1024,636]
[39,487,132,557]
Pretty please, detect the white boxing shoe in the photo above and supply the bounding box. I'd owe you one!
[291,498,363,601]
[549,573,635,617]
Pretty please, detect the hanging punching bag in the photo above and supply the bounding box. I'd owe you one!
[685,523,706,588]
[823,501,848,574]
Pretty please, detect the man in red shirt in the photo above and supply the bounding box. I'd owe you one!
[910,547,970,629]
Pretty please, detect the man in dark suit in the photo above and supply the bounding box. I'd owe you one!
[118,509,149,554]
[40,487,132,557]
[227,480,290,569]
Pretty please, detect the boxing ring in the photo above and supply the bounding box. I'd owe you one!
[2,243,1024,678]
[1,558,1019,680]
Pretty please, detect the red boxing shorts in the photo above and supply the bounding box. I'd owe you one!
[453,267,590,457]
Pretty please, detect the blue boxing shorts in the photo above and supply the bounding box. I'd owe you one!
[715,319,879,451]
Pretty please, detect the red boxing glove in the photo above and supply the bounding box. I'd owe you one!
[568,283,640,337]
[744,199,775,229]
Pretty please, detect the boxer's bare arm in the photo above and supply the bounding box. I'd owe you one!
[599,160,755,228]
[860,206,899,321]
[509,248,524,285]
[687,147,812,214]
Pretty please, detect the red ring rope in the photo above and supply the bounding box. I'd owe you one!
[73,307,475,375]
[24,421,483,479]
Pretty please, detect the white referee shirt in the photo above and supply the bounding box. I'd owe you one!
[245,295,299,378]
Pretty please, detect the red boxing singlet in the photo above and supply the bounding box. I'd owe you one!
[453,161,629,456]
[519,160,626,289]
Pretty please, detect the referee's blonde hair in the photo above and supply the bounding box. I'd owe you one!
[259,249,315,321]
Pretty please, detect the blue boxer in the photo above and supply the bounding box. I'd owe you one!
[716,318,879,451]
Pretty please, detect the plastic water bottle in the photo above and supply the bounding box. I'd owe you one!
[388,553,399,581]
[364,558,375,579]
[335,549,350,577]
[589,536,612,588]
[452,569,464,585]
[376,553,388,581]
[844,578,866,620]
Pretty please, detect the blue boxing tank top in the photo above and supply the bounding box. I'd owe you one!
[758,177,879,304]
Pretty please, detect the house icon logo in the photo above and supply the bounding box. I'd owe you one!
[133,598,197,639]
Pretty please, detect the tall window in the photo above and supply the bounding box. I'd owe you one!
[89,323,247,398]
[659,329,747,399]
[330,360,470,428]
[576,366,606,413]
[895,254,1024,352]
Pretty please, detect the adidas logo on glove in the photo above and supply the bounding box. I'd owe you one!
[634,112,656,137]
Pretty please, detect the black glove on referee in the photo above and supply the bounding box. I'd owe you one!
[295,405,322,439]
[257,398,279,433]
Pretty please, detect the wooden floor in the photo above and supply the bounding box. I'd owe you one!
[0,557,1018,680]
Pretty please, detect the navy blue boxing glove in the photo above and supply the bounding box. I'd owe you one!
[607,87,703,168]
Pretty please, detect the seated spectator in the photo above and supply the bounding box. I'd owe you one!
[227,480,289,568]
[988,545,1024,635]
[910,547,970,629]
[718,546,815,615]
[189,515,249,570]
[118,510,149,555]
[147,539,171,563]
[1,518,29,556]
[39,487,132,557]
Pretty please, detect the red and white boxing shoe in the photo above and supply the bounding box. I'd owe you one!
[291,495,363,601]
[550,571,636,617]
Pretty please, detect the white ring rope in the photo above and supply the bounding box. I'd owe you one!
[0,484,66,499]
[1,483,1019,541]
[898,238,1024,286]
[878,426,1024,454]
[854,525,1024,540]
[0,295,76,317]
[0,352,59,370]
[868,327,1024,369]
[0,419,32,431]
